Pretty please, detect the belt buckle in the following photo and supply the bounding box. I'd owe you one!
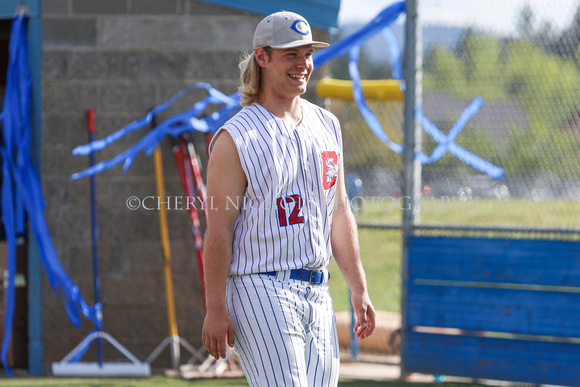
[309,269,322,285]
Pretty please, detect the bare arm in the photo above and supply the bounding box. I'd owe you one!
[202,130,247,359]
[331,158,376,340]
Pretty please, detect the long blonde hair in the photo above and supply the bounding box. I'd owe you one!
[238,47,271,107]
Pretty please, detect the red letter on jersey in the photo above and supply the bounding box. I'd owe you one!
[321,151,338,190]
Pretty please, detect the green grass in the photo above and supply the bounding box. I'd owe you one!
[328,198,580,313]
[0,375,247,386]
[0,375,490,386]
[355,197,580,228]
[329,228,402,313]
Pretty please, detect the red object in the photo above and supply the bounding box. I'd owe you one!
[87,108,95,133]
[171,136,207,311]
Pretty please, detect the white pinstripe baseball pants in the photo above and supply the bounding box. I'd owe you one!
[226,270,340,387]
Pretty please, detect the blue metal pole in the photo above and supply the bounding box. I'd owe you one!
[401,0,421,378]
[26,3,43,374]
[88,108,104,366]
[349,290,360,359]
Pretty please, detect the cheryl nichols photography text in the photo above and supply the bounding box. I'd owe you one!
[126,195,480,212]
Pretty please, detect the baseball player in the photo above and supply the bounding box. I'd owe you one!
[202,10,376,386]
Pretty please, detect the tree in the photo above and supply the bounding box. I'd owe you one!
[547,5,580,64]
[515,4,536,41]
[423,45,467,95]
[426,32,505,99]
[504,39,580,127]
[461,35,504,99]
[536,21,556,53]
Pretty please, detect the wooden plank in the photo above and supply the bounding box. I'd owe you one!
[407,284,580,337]
[408,236,580,287]
[404,331,580,386]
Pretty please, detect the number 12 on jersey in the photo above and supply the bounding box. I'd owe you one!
[277,194,304,227]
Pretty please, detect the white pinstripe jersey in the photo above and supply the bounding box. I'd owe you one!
[213,99,342,276]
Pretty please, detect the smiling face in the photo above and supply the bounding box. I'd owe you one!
[256,45,314,103]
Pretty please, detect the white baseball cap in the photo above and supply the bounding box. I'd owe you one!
[253,11,330,49]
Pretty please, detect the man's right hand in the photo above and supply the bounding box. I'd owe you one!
[202,309,236,359]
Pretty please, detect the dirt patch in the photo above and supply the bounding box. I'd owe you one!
[335,311,401,355]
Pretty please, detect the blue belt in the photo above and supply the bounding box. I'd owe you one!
[259,268,327,285]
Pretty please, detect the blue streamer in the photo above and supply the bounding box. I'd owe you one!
[0,4,505,375]
[313,1,406,68]
[1,155,17,376]
[381,27,403,82]
[416,97,481,162]
[70,0,503,181]
[7,153,99,328]
[313,0,504,180]
[0,14,30,375]
[72,83,238,156]
[70,87,240,180]
[0,15,101,376]
[416,107,504,178]
[348,45,403,153]
[349,40,501,178]
[3,16,29,237]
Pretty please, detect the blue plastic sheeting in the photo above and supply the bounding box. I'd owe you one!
[0,15,100,374]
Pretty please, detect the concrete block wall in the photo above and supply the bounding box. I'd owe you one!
[40,0,329,371]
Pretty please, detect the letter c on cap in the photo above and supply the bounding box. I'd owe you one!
[291,19,309,35]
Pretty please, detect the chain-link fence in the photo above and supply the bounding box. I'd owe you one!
[324,2,580,354]
[326,0,580,238]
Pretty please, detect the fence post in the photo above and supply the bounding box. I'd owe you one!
[401,0,422,379]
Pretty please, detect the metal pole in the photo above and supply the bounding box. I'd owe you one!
[28,11,44,376]
[87,108,104,367]
[153,139,181,370]
[179,137,207,310]
[400,0,422,379]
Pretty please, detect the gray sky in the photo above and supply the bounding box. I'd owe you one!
[338,0,578,35]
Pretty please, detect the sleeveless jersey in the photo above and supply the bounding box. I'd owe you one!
[212,99,342,276]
